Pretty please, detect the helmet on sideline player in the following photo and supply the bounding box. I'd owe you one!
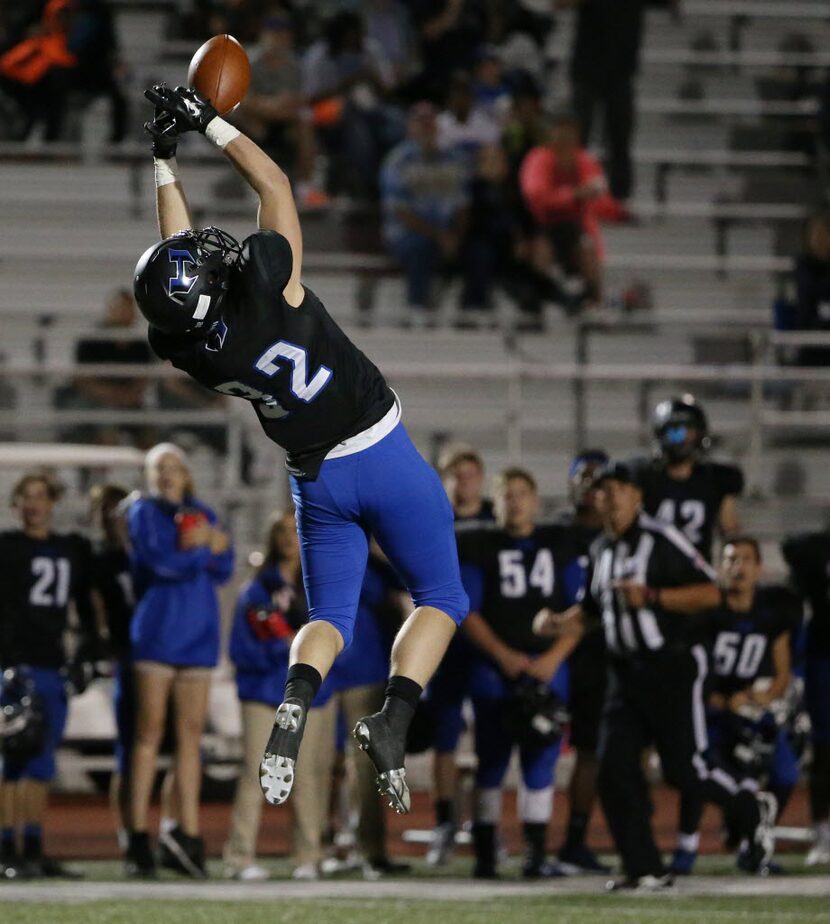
[652,394,711,464]
[133,226,243,336]
[0,667,46,762]
[568,448,609,509]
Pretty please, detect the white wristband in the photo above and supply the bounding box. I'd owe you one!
[205,116,241,149]
[154,156,179,188]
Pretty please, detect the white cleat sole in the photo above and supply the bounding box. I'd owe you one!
[259,702,303,805]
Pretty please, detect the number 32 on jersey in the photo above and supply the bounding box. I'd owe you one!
[498,549,554,598]
[215,340,332,418]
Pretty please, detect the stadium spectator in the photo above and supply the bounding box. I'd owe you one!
[561,0,645,201]
[234,13,328,208]
[408,0,490,103]
[436,70,499,161]
[380,101,471,325]
[67,0,129,143]
[0,0,77,141]
[0,472,99,879]
[223,509,310,881]
[64,288,152,447]
[362,0,416,90]
[88,483,135,855]
[792,211,830,367]
[471,46,510,122]
[302,10,403,197]
[126,444,234,879]
[520,112,623,307]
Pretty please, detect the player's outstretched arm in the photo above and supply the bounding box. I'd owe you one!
[144,95,193,238]
[145,85,303,307]
[220,133,304,307]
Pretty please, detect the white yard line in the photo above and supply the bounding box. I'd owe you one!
[1,876,829,905]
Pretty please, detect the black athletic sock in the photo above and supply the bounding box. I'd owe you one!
[472,822,497,873]
[381,675,423,738]
[563,811,589,852]
[435,798,455,828]
[523,822,547,867]
[283,663,322,714]
[22,824,42,861]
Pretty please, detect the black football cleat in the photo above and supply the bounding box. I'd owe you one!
[159,827,207,879]
[125,831,157,879]
[353,713,410,815]
[606,873,674,892]
[260,700,307,806]
[33,857,85,879]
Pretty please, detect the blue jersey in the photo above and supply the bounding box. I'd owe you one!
[128,495,234,667]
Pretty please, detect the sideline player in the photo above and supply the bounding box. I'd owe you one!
[553,450,610,873]
[673,537,801,874]
[782,528,830,866]
[459,468,583,878]
[132,86,468,814]
[0,473,98,879]
[536,462,776,889]
[424,445,496,865]
[636,395,742,562]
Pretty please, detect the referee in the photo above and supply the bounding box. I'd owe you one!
[536,461,776,888]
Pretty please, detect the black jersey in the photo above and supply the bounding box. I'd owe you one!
[782,530,830,656]
[454,499,496,531]
[458,523,585,655]
[635,457,744,562]
[0,530,96,669]
[149,230,395,480]
[705,585,801,697]
[582,514,717,660]
[91,542,134,661]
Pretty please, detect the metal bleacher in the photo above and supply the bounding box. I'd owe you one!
[0,0,828,558]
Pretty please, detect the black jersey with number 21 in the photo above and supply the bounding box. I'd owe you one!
[149,230,395,480]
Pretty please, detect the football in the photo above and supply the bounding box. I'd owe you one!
[187,34,251,114]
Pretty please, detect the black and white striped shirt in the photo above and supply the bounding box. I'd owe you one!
[581,514,717,658]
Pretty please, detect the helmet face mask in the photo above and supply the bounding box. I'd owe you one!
[134,226,243,336]
[653,396,710,464]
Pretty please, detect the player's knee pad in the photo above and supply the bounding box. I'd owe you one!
[432,700,466,753]
[520,742,561,791]
[517,784,553,824]
[475,787,502,824]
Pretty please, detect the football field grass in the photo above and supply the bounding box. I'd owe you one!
[9,894,830,924]
[4,857,829,924]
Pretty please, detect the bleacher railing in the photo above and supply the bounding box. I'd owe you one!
[5,327,830,499]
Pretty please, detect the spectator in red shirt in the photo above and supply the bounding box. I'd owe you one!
[519,113,622,305]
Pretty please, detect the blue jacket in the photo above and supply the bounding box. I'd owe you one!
[229,566,333,708]
[329,559,395,692]
[128,495,234,667]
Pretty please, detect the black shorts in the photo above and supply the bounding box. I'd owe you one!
[568,629,607,752]
[546,220,585,276]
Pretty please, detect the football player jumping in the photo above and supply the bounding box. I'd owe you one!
[132,86,468,814]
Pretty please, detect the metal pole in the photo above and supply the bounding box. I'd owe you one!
[747,329,765,496]
[574,323,588,453]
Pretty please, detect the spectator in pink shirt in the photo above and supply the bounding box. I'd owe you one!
[519,113,623,305]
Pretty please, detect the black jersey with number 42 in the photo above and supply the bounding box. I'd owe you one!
[149,230,395,480]
[0,530,96,669]
[635,458,744,562]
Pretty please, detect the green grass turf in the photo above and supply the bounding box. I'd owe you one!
[9,896,830,924]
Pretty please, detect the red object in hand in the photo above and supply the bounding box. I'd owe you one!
[175,509,208,547]
[246,607,294,642]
